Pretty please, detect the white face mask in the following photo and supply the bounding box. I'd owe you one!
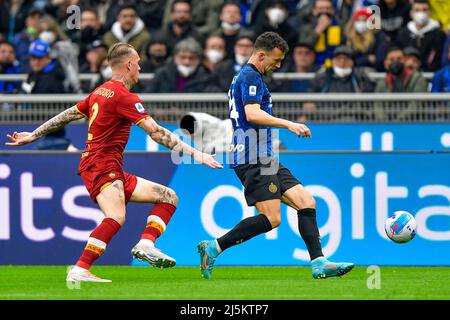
[333,66,352,77]
[267,8,286,26]
[39,31,56,44]
[101,65,112,79]
[235,53,249,65]
[413,12,429,26]
[177,64,197,77]
[205,49,225,64]
[354,21,368,34]
[221,21,241,32]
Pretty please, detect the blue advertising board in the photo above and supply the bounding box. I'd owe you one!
[0,151,449,266]
[1,123,449,151]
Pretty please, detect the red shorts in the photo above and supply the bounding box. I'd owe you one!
[80,162,138,204]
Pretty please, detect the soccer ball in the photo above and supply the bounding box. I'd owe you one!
[384,211,417,243]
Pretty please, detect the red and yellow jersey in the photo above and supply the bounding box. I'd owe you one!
[76,79,150,173]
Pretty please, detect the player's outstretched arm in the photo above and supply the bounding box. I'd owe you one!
[5,106,85,146]
[138,118,223,169]
[245,104,312,138]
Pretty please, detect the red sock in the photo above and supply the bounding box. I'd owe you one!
[75,218,121,270]
[141,203,176,243]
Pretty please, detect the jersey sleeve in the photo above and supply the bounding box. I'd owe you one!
[240,72,264,106]
[116,93,151,125]
[75,95,90,118]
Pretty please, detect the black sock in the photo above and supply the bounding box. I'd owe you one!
[297,208,324,261]
[217,214,272,251]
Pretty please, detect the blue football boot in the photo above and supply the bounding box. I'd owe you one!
[311,257,355,279]
[197,240,220,279]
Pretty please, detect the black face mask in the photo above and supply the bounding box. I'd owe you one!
[389,60,404,76]
[152,55,167,64]
[0,61,12,72]
[81,27,97,41]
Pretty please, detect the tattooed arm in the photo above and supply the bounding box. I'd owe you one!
[138,118,223,169]
[5,106,85,146]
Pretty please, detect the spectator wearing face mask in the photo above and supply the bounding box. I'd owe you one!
[147,37,209,93]
[309,45,375,93]
[298,0,344,68]
[345,8,389,71]
[396,0,446,72]
[203,35,227,73]
[375,46,428,92]
[253,0,299,50]
[13,6,43,72]
[79,40,109,93]
[69,8,105,69]
[159,0,204,52]
[37,14,80,93]
[141,36,170,73]
[212,1,243,60]
[204,30,255,92]
[0,41,21,94]
[102,4,151,60]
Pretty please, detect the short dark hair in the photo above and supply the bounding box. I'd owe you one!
[413,0,429,5]
[221,0,241,13]
[0,41,15,52]
[118,4,137,15]
[386,46,404,57]
[171,0,192,12]
[254,32,289,54]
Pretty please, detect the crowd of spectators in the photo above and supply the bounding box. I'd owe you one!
[0,0,449,96]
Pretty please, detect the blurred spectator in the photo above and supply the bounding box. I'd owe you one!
[140,36,170,73]
[22,39,75,150]
[79,0,121,31]
[298,0,344,68]
[69,8,104,68]
[379,0,411,42]
[334,0,360,30]
[203,35,227,72]
[239,0,270,30]
[147,38,209,93]
[0,0,34,42]
[134,0,166,32]
[38,14,79,93]
[102,4,151,60]
[396,0,446,72]
[375,46,428,92]
[277,42,318,92]
[204,30,255,92]
[212,1,243,60]
[403,46,422,71]
[79,40,108,92]
[345,8,389,71]
[429,0,450,31]
[163,0,224,37]
[431,43,450,92]
[159,0,204,51]
[253,0,299,50]
[309,45,375,92]
[12,6,43,71]
[0,41,21,94]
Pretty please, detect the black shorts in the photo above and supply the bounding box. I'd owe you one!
[234,160,301,206]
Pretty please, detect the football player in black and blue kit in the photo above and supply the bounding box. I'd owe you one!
[198,32,354,280]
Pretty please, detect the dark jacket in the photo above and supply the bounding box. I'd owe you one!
[379,0,411,42]
[309,67,375,93]
[159,23,204,51]
[0,60,21,93]
[396,20,446,72]
[147,62,210,93]
[0,0,34,41]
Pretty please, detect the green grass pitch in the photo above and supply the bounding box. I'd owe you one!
[0,266,449,300]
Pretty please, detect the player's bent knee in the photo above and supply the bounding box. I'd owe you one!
[299,195,316,210]
[166,188,179,207]
[265,214,281,228]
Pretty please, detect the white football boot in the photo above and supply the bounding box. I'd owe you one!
[66,266,112,283]
[131,243,176,269]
